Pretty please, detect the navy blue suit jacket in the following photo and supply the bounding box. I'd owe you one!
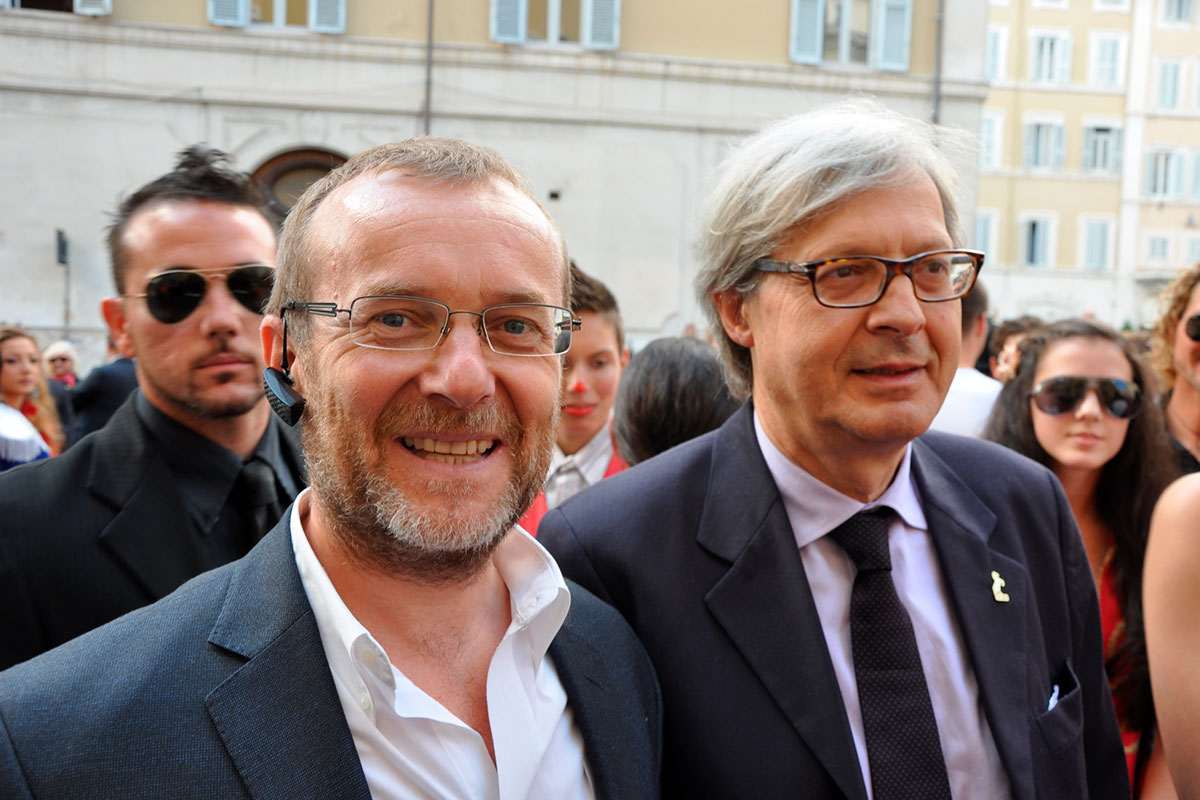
[539,404,1128,800]
[0,517,661,799]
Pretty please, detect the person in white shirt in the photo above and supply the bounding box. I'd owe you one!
[0,138,661,800]
[929,280,1002,437]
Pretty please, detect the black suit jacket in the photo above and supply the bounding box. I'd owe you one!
[0,518,662,799]
[539,404,1129,800]
[0,393,305,669]
[66,357,137,446]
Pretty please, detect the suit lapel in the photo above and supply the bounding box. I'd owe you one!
[204,517,371,800]
[550,610,641,800]
[85,399,210,598]
[698,406,868,800]
[912,440,1033,800]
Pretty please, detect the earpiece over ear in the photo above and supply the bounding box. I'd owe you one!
[263,367,305,426]
[263,312,305,426]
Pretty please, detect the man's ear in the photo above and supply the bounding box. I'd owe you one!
[100,298,136,359]
[260,314,301,387]
[713,290,754,348]
[619,347,630,370]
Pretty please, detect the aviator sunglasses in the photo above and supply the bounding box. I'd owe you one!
[1186,313,1200,342]
[1030,376,1142,419]
[128,265,275,324]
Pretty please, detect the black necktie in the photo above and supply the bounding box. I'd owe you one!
[234,458,284,548]
[830,509,952,800]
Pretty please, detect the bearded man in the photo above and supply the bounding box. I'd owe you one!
[0,139,660,800]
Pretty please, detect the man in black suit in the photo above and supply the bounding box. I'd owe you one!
[540,99,1128,799]
[0,146,303,669]
[66,340,138,446]
[0,138,660,798]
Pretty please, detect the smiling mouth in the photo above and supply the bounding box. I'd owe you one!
[402,436,497,465]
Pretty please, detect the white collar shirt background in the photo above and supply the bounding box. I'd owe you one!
[754,414,1011,800]
[927,367,1004,439]
[290,489,595,800]
[544,424,614,509]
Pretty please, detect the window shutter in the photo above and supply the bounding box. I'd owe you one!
[209,0,249,27]
[1051,125,1064,169]
[1024,124,1036,168]
[74,0,112,15]
[1146,154,1158,196]
[1171,152,1187,197]
[876,0,911,71]
[1192,153,1200,199]
[309,0,345,33]
[490,0,526,44]
[789,0,822,65]
[582,0,619,50]
[1113,129,1123,172]
[1054,36,1072,82]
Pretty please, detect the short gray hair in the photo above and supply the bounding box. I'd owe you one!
[695,97,971,398]
[267,137,569,341]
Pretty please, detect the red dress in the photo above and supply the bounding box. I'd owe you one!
[517,452,627,537]
[1098,547,1139,790]
[20,399,57,457]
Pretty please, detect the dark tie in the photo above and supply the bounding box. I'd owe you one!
[830,509,952,800]
[234,458,284,548]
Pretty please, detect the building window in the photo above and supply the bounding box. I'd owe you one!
[1146,235,1171,263]
[1021,217,1055,267]
[1185,235,1200,265]
[1080,218,1112,271]
[974,211,998,258]
[1094,0,1129,10]
[251,149,346,222]
[1025,121,1065,170]
[789,0,912,71]
[1146,150,1187,198]
[209,0,344,32]
[1157,61,1182,109]
[1082,125,1123,172]
[1029,32,1072,84]
[979,112,1004,170]
[1163,0,1193,23]
[1088,33,1125,87]
[491,0,620,49]
[985,26,1009,82]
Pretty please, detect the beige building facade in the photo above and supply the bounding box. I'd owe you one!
[980,0,1200,328]
[1,0,988,367]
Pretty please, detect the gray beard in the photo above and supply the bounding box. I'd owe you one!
[303,388,553,585]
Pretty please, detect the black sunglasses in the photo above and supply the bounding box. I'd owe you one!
[1030,376,1141,419]
[129,265,275,324]
[1186,314,1200,342]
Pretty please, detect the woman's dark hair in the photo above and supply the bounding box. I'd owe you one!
[612,337,740,466]
[983,319,1178,745]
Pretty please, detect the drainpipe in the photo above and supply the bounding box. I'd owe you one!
[422,0,434,135]
[931,0,945,123]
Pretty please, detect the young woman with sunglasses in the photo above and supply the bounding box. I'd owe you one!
[983,319,1179,799]
[1,327,64,470]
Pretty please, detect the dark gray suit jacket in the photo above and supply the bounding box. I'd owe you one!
[0,393,305,669]
[539,404,1129,800]
[0,517,662,799]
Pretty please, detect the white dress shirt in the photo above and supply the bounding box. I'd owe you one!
[290,489,594,800]
[928,367,1003,438]
[543,425,615,509]
[754,415,1010,800]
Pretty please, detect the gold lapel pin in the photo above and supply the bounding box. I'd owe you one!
[990,570,1010,603]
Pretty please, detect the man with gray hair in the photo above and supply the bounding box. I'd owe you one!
[0,138,660,798]
[541,99,1127,799]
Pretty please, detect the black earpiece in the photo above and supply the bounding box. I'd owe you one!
[262,313,305,426]
[263,367,305,426]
